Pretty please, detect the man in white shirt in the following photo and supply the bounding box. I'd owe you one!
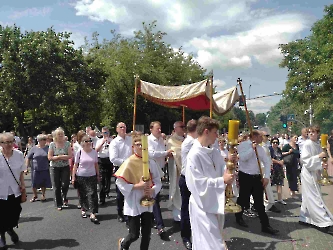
[180,119,197,250]
[95,127,113,205]
[89,130,98,149]
[297,128,308,155]
[235,130,279,235]
[148,121,173,238]
[109,122,132,222]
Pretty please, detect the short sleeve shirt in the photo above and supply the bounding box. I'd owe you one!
[49,141,70,167]
[74,149,98,177]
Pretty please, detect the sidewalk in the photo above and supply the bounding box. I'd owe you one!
[224,177,333,250]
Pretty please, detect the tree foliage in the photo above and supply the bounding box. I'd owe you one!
[86,21,207,133]
[277,4,333,134]
[0,25,103,136]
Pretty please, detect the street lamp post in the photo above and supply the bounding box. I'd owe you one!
[249,84,252,100]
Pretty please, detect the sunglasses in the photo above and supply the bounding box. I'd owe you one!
[103,131,109,134]
[0,141,14,144]
[84,139,92,143]
[40,138,47,141]
[272,141,279,144]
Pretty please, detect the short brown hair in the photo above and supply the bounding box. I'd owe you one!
[149,121,161,129]
[186,119,197,133]
[77,130,86,144]
[250,130,261,139]
[309,125,320,134]
[196,116,219,136]
[132,131,143,145]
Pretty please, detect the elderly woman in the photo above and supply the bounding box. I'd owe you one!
[269,137,286,205]
[48,128,72,211]
[24,136,35,174]
[0,132,26,249]
[26,134,52,202]
[282,134,300,199]
[72,134,100,224]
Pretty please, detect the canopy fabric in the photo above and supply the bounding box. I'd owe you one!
[138,79,239,115]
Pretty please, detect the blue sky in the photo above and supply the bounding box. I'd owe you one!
[0,0,331,113]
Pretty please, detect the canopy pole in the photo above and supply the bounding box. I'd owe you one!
[237,78,264,179]
[133,75,139,132]
[182,106,185,124]
[209,75,213,118]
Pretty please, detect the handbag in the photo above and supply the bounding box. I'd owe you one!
[283,153,294,166]
[73,150,81,189]
[3,154,27,203]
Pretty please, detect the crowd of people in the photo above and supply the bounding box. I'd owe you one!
[0,121,333,250]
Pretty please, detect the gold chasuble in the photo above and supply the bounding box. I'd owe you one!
[114,154,145,184]
[167,134,183,175]
[166,134,184,211]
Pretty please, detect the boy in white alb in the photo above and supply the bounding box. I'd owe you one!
[116,134,161,250]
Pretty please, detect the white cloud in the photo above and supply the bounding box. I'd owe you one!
[214,79,227,90]
[188,13,308,70]
[73,0,261,38]
[61,30,87,49]
[9,7,52,19]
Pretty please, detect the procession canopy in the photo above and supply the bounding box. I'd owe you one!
[138,79,239,115]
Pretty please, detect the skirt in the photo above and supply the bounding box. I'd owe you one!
[271,164,285,186]
[0,195,22,233]
[31,170,52,188]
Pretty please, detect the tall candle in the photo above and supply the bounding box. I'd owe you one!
[141,135,150,180]
[321,134,328,148]
[228,120,240,143]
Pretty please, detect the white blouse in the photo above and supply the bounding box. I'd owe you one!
[0,149,26,200]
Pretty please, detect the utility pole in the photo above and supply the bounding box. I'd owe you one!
[309,103,313,126]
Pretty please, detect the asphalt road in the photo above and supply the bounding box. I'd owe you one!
[7,173,333,250]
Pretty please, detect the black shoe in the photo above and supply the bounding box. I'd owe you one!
[299,221,311,227]
[118,215,125,223]
[182,238,192,250]
[262,226,279,235]
[268,205,281,213]
[325,226,333,235]
[157,228,166,239]
[236,218,248,228]
[7,229,19,244]
[90,216,100,224]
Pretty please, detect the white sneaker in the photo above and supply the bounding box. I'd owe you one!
[277,200,287,205]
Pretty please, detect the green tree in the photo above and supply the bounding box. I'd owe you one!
[0,25,103,136]
[279,5,333,133]
[255,113,267,127]
[87,22,207,132]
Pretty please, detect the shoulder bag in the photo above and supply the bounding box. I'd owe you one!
[73,150,81,189]
[3,154,27,203]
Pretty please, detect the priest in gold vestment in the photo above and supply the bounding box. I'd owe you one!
[167,121,185,222]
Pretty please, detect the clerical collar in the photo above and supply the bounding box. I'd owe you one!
[134,153,142,158]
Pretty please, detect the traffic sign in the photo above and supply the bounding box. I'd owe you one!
[287,114,295,121]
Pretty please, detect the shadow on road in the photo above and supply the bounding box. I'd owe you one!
[227,237,279,250]
[19,216,43,224]
[98,213,118,222]
[9,239,79,249]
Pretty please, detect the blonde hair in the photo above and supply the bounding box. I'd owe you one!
[52,127,65,142]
